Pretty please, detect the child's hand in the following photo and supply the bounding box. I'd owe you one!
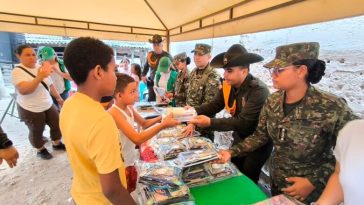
[162,114,180,128]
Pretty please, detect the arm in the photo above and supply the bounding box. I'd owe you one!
[316,162,343,205]
[195,88,225,118]
[142,59,150,77]
[88,116,135,204]
[49,84,64,106]
[109,108,178,145]
[133,109,162,130]
[0,126,19,168]
[99,170,136,205]
[209,86,269,132]
[229,100,271,157]
[15,66,52,95]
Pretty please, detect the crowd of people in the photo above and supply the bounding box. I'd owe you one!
[0,34,362,205]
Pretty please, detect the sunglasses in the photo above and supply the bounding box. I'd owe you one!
[268,65,302,75]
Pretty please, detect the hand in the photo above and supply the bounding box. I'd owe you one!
[38,61,53,79]
[165,92,174,99]
[0,146,19,168]
[142,76,147,83]
[161,114,180,128]
[188,115,211,128]
[214,150,232,164]
[56,97,64,107]
[281,177,316,201]
[182,123,195,137]
[184,105,192,110]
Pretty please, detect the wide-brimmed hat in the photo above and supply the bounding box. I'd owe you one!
[210,44,263,68]
[264,42,319,69]
[148,34,163,44]
[38,46,56,61]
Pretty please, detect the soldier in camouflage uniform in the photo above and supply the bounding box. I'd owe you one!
[173,52,190,107]
[217,42,359,203]
[186,44,220,107]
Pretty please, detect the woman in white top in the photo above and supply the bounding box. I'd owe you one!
[316,119,364,205]
[11,45,66,160]
[108,73,179,192]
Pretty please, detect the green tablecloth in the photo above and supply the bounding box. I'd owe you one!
[190,175,267,205]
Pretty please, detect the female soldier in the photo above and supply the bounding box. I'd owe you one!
[217,42,358,203]
[172,52,190,107]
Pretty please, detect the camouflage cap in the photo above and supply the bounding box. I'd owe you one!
[148,34,163,44]
[173,52,187,63]
[191,43,211,55]
[264,42,320,69]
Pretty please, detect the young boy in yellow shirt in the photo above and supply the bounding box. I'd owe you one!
[60,37,135,205]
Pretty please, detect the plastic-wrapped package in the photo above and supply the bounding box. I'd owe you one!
[152,140,187,160]
[253,194,305,205]
[182,164,212,186]
[139,184,191,205]
[205,162,238,179]
[182,137,213,150]
[163,107,197,122]
[174,148,218,168]
[213,131,234,150]
[182,162,239,187]
[136,161,195,205]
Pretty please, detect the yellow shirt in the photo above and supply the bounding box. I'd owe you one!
[60,92,126,205]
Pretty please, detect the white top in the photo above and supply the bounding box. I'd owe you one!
[11,64,53,113]
[50,64,66,94]
[118,67,131,76]
[112,104,138,167]
[334,119,364,205]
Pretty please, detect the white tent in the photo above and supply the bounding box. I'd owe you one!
[1,0,364,48]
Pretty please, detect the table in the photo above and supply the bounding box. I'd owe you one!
[190,175,267,205]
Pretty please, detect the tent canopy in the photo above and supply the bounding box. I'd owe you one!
[1,0,364,44]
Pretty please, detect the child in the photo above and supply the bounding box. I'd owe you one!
[154,56,178,106]
[108,73,180,193]
[60,37,135,205]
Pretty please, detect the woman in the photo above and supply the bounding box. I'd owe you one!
[38,46,72,111]
[11,45,66,160]
[173,52,190,107]
[118,58,131,75]
[154,56,177,106]
[130,63,145,102]
[217,42,358,203]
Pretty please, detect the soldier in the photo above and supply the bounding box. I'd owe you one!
[216,42,359,203]
[173,52,190,107]
[142,34,173,102]
[186,43,220,107]
[185,44,272,183]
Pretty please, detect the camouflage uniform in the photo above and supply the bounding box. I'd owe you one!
[174,69,189,107]
[230,41,359,203]
[186,44,220,107]
[173,52,190,107]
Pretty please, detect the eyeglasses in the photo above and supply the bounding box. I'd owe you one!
[268,65,302,75]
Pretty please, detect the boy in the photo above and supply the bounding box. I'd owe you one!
[60,37,135,205]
